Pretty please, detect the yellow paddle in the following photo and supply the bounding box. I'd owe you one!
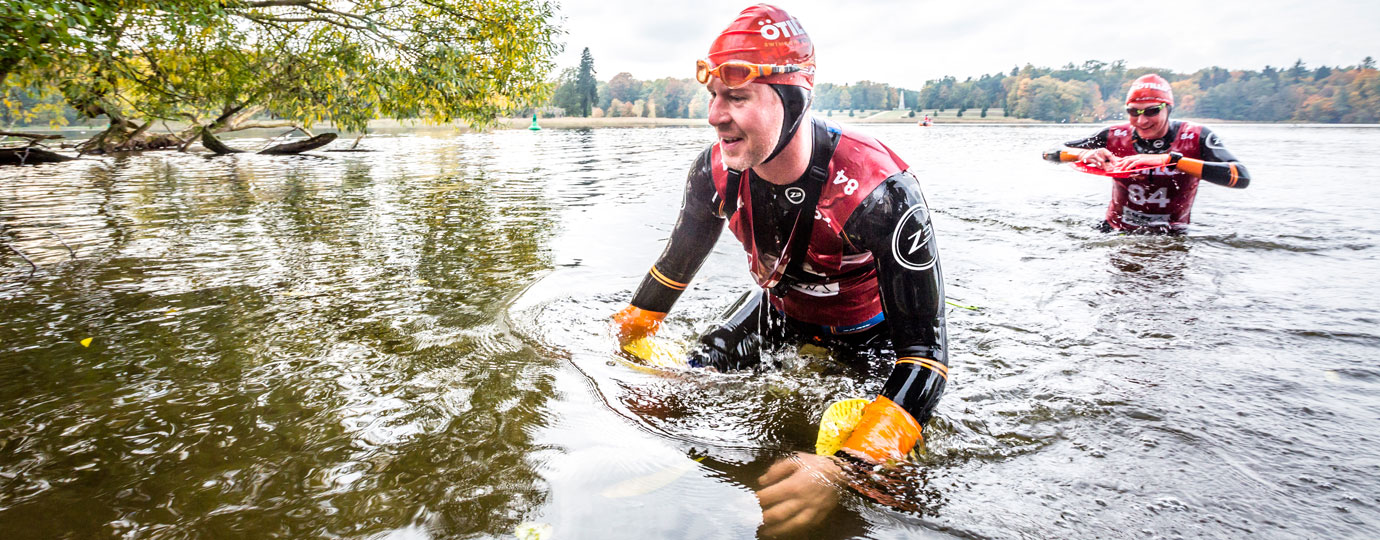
[619,336,690,371]
[815,398,870,456]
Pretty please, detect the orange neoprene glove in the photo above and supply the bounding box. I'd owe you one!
[839,395,923,464]
[1041,149,1082,163]
[612,305,666,343]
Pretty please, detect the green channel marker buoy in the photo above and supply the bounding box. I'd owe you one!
[528,113,541,131]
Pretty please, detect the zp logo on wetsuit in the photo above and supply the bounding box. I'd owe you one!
[892,204,936,272]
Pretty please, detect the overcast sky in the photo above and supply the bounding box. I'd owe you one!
[552,0,1380,90]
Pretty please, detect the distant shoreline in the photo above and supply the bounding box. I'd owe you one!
[6,116,1374,143]
[498,110,1039,130]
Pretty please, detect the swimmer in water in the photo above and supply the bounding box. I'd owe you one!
[611,4,948,535]
[1054,73,1251,233]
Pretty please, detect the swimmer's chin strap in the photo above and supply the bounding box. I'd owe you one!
[722,117,840,294]
[761,84,811,165]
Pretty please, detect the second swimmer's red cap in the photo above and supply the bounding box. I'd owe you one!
[1126,73,1174,106]
[707,4,815,89]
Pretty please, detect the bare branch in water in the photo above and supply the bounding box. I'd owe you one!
[5,242,38,273]
[47,231,77,260]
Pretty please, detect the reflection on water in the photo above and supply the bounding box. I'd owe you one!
[3,125,1380,538]
[2,135,560,537]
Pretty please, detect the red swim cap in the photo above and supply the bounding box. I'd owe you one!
[1126,73,1174,106]
[706,4,815,89]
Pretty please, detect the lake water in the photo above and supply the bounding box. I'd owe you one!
[2,123,1378,539]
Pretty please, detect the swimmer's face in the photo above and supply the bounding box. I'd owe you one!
[1127,100,1171,140]
[706,79,783,171]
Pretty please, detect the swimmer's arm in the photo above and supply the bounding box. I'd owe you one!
[1063,127,1111,151]
[1057,128,1115,168]
[849,174,948,425]
[838,172,948,461]
[1174,127,1251,188]
[628,146,725,314]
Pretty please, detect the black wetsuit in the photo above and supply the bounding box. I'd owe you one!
[628,132,948,427]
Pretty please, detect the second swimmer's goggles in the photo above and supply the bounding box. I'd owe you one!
[696,59,811,88]
[1126,103,1169,117]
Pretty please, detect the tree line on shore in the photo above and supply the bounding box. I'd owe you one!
[927,58,1379,123]
[538,49,918,120]
[540,52,1379,123]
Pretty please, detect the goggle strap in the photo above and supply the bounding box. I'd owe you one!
[697,60,808,88]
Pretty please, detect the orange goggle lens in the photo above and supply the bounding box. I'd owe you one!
[696,59,806,89]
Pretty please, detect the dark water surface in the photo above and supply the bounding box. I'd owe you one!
[2,124,1378,539]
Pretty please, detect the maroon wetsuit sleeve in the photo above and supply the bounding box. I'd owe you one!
[629,146,725,314]
[1190,126,1251,188]
[843,171,948,425]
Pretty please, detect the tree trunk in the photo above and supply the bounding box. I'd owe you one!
[200,128,245,154]
[77,99,323,156]
[202,129,336,155]
[258,133,336,154]
[0,147,76,165]
[77,117,185,155]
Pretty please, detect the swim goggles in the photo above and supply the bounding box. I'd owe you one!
[696,59,811,89]
[1126,103,1168,117]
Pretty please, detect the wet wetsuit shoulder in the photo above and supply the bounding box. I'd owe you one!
[1152,122,1251,188]
[1065,127,1112,150]
[629,145,726,313]
[841,171,948,425]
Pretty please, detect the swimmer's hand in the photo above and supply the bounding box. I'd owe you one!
[757,453,843,537]
[611,305,666,345]
[838,396,922,464]
[1111,153,1173,173]
[1076,148,1116,170]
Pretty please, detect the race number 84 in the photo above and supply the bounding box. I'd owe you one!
[1128,184,1170,207]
